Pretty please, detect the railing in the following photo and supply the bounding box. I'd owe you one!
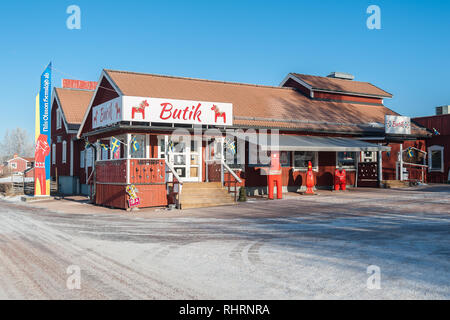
[403,163,428,184]
[165,162,183,209]
[221,159,242,202]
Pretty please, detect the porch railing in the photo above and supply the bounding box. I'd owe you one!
[221,159,242,202]
[165,161,183,209]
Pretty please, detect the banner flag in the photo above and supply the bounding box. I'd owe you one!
[34,62,52,196]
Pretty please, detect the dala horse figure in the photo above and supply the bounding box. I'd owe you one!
[132,100,149,120]
[211,105,226,124]
[34,134,51,195]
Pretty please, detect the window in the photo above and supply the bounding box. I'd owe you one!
[62,141,67,164]
[337,152,357,169]
[80,150,85,168]
[224,138,244,169]
[52,144,56,165]
[293,151,318,170]
[428,145,444,172]
[10,162,17,169]
[56,109,62,130]
[130,135,146,159]
[280,151,291,167]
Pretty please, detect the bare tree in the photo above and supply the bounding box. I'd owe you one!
[0,128,34,161]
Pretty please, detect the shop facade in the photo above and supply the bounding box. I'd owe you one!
[51,69,430,209]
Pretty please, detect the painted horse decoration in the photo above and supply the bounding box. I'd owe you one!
[211,105,226,124]
[132,100,149,120]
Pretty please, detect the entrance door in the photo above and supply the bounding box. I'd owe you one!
[158,135,202,182]
[205,138,224,182]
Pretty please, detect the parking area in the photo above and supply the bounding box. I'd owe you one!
[0,185,449,299]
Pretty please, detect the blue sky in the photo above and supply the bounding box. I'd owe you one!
[0,0,449,138]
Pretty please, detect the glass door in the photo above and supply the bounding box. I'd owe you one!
[159,135,202,182]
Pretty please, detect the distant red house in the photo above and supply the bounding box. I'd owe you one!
[413,108,450,183]
[4,154,34,175]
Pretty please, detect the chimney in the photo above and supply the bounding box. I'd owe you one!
[327,72,355,80]
[436,105,450,115]
[13,153,18,159]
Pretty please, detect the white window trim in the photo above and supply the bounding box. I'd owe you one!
[10,162,17,169]
[336,151,358,171]
[56,109,62,130]
[292,151,319,172]
[80,150,85,169]
[428,145,444,173]
[52,143,56,165]
[62,141,67,164]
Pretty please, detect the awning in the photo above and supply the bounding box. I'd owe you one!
[248,134,390,152]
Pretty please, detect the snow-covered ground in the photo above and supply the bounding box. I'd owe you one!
[0,185,448,299]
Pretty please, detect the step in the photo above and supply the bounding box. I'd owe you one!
[182,202,236,209]
[181,188,231,197]
[181,196,235,205]
[382,180,410,188]
[181,182,223,189]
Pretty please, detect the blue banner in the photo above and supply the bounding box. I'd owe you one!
[35,62,52,196]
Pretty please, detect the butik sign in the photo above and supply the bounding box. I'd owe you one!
[92,96,233,129]
[385,115,411,135]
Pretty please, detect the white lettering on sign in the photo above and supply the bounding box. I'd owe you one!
[92,97,122,129]
[122,96,233,126]
[385,115,411,135]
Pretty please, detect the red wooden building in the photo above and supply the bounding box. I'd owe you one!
[413,108,450,183]
[65,69,430,209]
[50,86,94,195]
[3,154,34,175]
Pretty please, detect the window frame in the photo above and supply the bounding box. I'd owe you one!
[292,151,319,172]
[56,108,62,130]
[336,151,358,170]
[428,145,444,173]
[52,143,56,165]
[62,141,67,164]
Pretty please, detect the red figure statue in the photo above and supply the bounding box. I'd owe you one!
[305,161,315,195]
[132,100,149,120]
[334,166,347,191]
[34,134,51,195]
[267,151,282,200]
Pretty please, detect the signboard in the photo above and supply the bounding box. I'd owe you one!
[92,96,233,129]
[385,115,411,135]
[128,197,141,208]
[62,79,97,90]
[92,97,122,129]
[34,63,52,196]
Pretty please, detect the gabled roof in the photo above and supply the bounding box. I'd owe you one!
[78,69,427,137]
[54,88,94,126]
[287,73,393,98]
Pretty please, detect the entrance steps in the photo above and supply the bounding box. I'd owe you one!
[180,182,236,209]
[382,180,411,188]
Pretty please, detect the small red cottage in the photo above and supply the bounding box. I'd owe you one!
[66,69,430,210]
[4,154,34,175]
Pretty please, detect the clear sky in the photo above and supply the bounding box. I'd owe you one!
[0,0,449,138]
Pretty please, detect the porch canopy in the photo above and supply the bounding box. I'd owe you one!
[245,134,391,152]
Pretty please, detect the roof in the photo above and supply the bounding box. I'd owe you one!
[7,156,32,163]
[290,73,393,98]
[98,69,426,136]
[246,134,391,152]
[54,88,94,125]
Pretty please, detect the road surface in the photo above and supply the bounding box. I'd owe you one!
[0,185,449,299]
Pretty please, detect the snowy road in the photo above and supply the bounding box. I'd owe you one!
[0,186,449,299]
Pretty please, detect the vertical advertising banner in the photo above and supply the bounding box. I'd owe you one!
[34,63,52,196]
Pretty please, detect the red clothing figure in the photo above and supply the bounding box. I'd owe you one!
[305,161,315,195]
[334,168,347,191]
[34,134,50,195]
[267,151,282,200]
